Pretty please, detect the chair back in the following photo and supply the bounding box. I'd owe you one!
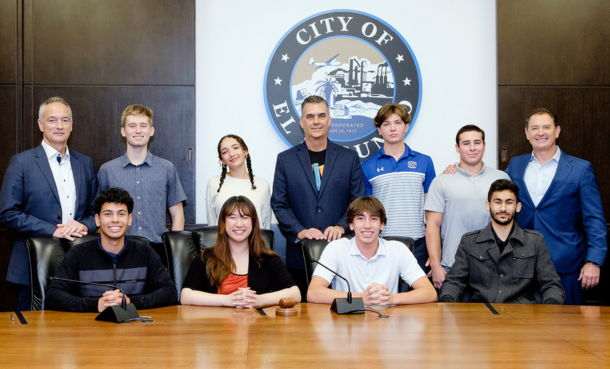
[300,238,331,285]
[26,235,98,311]
[162,231,200,302]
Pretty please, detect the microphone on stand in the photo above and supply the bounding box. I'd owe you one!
[312,260,364,315]
[48,276,140,323]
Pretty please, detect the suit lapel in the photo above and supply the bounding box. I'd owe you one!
[34,145,60,204]
[487,244,501,264]
[515,155,535,208]
[318,141,337,196]
[537,153,573,208]
[296,143,318,194]
[71,152,83,215]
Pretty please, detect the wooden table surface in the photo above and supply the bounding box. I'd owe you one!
[1,303,609,368]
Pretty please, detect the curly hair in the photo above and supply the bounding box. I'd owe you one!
[94,188,134,215]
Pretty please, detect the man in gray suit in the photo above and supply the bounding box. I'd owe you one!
[0,97,98,310]
[439,179,565,304]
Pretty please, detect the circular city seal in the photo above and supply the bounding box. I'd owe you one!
[264,9,422,161]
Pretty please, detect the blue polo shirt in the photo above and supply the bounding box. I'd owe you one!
[361,144,435,240]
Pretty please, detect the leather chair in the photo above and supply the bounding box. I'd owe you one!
[26,234,150,311]
[162,231,200,302]
[300,236,415,293]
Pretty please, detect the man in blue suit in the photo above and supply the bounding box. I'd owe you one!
[271,95,365,300]
[0,97,98,310]
[506,108,607,305]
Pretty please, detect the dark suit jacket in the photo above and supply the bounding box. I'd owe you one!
[271,140,365,269]
[0,145,98,285]
[506,151,607,274]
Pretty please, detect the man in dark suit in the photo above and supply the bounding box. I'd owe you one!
[0,97,98,310]
[506,108,607,305]
[271,95,365,300]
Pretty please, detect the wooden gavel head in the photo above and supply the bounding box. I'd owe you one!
[278,297,296,309]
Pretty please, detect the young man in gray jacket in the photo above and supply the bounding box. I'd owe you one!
[439,179,565,304]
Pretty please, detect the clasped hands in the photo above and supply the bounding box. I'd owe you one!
[362,282,393,306]
[229,287,259,309]
[53,220,88,241]
[98,289,129,312]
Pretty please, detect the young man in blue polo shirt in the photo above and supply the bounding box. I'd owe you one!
[97,105,187,248]
[361,104,436,273]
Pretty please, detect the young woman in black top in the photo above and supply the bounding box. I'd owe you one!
[181,196,300,308]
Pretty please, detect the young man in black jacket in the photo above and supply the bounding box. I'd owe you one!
[45,188,177,312]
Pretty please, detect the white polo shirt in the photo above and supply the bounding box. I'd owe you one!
[313,237,425,294]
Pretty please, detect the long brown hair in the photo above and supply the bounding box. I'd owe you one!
[204,196,276,287]
[216,134,257,192]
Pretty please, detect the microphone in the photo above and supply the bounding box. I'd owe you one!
[48,276,140,323]
[312,260,364,315]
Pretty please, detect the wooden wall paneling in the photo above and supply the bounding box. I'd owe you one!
[30,0,195,85]
[498,0,610,86]
[30,86,196,223]
[22,85,36,151]
[22,0,32,85]
[0,0,17,84]
[0,87,18,183]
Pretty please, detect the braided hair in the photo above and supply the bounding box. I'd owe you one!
[216,134,257,192]
[217,163,227,193]
[245,153,257,190]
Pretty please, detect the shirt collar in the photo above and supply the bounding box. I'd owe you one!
[477,222,525,246]
[529,146,561,164]
[41,140,70,162]
[379,143,412,160]
[348,236,386,259]
[456,162,486,177]
[121,151,154,168]
[98,234,128,259]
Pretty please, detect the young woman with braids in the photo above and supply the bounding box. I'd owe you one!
[206,135,271,228]
[181,196,300,307]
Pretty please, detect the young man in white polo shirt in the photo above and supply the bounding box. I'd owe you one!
[307,196,437,306]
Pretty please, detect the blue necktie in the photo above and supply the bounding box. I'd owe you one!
[313,163,321,191]
[56,155,61,165]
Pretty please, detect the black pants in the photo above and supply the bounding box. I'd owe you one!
[17,284,31,311]
[413,237,430,275]
[287,268,309,302]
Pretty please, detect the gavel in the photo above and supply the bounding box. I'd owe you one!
[276,297,298,317]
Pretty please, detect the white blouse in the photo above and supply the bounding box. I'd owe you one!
[206,175,271,229]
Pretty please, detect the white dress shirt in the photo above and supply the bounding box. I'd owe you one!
[524,146,561,207]
[41,141,76,224]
